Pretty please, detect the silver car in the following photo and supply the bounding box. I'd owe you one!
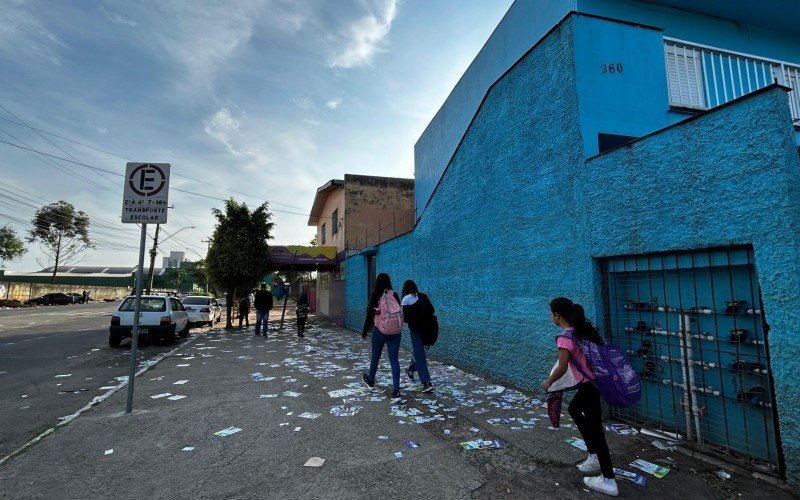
[181,296,222,326]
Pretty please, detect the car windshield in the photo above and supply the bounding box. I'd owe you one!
[182,297,210,305]
[119,297,166,312]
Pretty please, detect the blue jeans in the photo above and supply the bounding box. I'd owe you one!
[408,330,431,384]
[368,326,401,392]
[255,310,270,336]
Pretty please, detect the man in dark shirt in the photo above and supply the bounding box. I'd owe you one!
[253,283,273,337]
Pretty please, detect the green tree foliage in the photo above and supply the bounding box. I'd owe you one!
[165,266,188,292]
[27,201,93,283]
[0,226,26,265]
[205,199,274,328]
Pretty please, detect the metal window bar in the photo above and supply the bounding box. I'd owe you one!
[601,247,783,477]
[664,38,800,123]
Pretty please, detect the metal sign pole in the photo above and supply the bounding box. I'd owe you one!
[125,222,148,414]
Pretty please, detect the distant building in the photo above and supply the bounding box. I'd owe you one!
[308,174,414,323]
[162,251,185,269]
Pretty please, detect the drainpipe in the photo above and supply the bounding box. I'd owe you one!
[680,313,703,443]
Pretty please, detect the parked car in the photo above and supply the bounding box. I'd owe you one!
[181,296,222,326]
[25,293,74,306]
[109,295,189,347]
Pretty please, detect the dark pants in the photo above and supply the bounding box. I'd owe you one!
[238,309,249,327]
[408,330,431,384]
[297,317,307,335]
[568,383,614,478]
[368,326,401,392]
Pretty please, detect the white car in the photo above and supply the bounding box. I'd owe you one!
[181,296,222,326]
[109,295,189,347]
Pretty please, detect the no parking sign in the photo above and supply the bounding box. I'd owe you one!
[121,163,170,223]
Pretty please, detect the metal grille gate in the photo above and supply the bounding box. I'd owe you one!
[601,247,783,476]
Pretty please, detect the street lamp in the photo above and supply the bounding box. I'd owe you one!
[145,225,195,294]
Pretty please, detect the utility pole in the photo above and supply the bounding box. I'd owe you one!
[201,238,211,293]
[145,224,160,294]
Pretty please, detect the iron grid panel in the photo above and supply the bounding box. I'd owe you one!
[601,247,782,476]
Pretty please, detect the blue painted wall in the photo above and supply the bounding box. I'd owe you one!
[415,0,800,220]
[414,0,575,221]
[572,15,672,156]
[346,13,800,481]
[580,87,800,481]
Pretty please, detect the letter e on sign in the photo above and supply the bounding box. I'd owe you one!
[121,163,170,224]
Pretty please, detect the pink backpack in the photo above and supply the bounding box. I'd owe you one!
[375,289,403,335]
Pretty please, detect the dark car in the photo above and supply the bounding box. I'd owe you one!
[25,293,75,306]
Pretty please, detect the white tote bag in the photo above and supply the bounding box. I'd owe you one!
[547,361,580,392]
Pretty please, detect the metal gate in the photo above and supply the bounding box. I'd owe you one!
[601,247,783,476]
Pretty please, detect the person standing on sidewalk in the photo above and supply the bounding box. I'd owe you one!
[253,284,273,337]
[238,292,251,329]
[400,279,435,393]
[541,297,618,497]
[361,273,404,403]
[296,292,309,338]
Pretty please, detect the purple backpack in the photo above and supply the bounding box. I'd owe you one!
[562,330,642,407]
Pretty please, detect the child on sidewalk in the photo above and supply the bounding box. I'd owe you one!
[541,297,619,497]
[296,292,309,338]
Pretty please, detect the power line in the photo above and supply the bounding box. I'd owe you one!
[0,110,306,211]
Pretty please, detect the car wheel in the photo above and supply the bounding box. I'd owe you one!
[178,323,189,338]
[109,331,122,348]
[165,325,177,344]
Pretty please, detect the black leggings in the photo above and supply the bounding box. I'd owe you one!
[568,383,614,478]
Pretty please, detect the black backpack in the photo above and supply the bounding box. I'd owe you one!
[423,314,439,348]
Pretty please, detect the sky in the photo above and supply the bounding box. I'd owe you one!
[0,0,513,272]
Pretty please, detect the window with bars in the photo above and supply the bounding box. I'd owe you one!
[601,247,783,476]
[332,209,339,235]
[320,223,326,245]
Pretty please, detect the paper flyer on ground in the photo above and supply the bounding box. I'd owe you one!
[630,459,671,478]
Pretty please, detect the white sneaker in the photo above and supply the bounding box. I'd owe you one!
[583,475,619,497]
[577,453,601,473]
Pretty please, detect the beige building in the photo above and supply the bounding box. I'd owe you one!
[308,174,414,323]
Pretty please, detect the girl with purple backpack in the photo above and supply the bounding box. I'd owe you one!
[541,297,619,497]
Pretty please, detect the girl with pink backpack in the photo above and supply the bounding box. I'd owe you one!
[541,297,619,497]
[361,273,404,403]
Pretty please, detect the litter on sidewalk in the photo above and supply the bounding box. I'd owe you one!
[565,437,588,451]
[214,426,242,437]
[182,447,195,452]
[330,405,362,416]
[630,458,671,478]
[607,423,638,435]
[460,439,505,451]
[150,393,172,399]
[299,412,321,419]
[303,457,325,467]
[104,449,113,455]
[613,468,647,486]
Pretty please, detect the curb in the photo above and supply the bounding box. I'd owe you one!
[0,330,206,467]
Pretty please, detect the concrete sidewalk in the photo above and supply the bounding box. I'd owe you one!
[0,313,792,499]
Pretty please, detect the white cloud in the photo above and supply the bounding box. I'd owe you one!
[329,0,397,68]
[293,97,314,110]
[325,98,342,110]
[101,6,137,27]
[203,107,264,162]
[0,1,66,66]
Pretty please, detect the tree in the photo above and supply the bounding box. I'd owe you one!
[165,266,188,292]
[27,201,93,283]
[0,226,26,265]
[309,235,317,246]
[205,199,274,328]
[190,258,210,293]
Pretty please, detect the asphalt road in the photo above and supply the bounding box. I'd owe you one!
[0,302,202,457]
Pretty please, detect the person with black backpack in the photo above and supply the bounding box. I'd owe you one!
[400,279,435,393]
[542,297,618,497]
[361,273,404,403]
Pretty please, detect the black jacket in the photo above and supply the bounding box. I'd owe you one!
[402,293,435,333]
[254,289,273,311]
[362,289,400,337]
